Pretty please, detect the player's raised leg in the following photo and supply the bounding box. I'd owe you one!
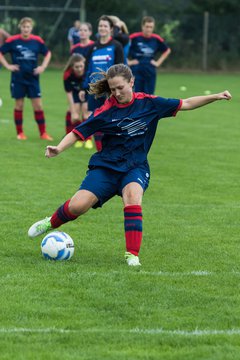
[28,190,98,238]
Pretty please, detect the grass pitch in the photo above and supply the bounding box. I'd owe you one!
[0,68,240,360]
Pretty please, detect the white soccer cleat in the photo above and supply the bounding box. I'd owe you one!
[28,217,52,238]
[125,252,141,266]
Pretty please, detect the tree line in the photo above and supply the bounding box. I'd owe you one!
[1,0,239,69]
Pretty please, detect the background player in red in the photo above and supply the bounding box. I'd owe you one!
[63,54,93,149]
[128,16,171,94]
[28,64,232,266]
[0,17,53,140]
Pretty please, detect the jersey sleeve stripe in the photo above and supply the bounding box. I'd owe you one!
[151,33,165,42]
[93,98,115,117]
[72,129,85,140]
[173,99,183,116]
[29,35,45,44]
[5,34,21,43]
[129,32,143,39]
[63,69,72,80]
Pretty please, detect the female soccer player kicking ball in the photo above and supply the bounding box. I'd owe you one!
[28,64,232,266]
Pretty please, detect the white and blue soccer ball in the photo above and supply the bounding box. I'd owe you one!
[41,231,74,260]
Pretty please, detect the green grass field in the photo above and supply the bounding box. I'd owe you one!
[0,68,240,360]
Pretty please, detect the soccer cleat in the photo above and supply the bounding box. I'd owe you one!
[84,139,94,150]
[28,217,52,238]
[40,132,53,141]
[125,252,141,266]
[17,132,27,140]
[74,140,84,148]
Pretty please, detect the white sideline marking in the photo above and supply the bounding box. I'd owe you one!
[0,328,71,334]
[83,270,240,277]
[130,328,240,336]
[136,270,212,276]
[0,119,10,123]
[2,271,240,281]
[1,327,240,336]
[146,202,240,208]
[74,270,213,278]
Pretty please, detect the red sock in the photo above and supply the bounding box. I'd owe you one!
[65,111,73,134]
[124,205,143,256]
[34,110,46,135]
[50,199,78,228]
[14,109,23,134]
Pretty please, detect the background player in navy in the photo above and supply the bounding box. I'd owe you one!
[67,20,81,49]
[28,64,232,266]
[81,15,124,151]
[128,16,171,94]
[70,22,94,58]
[0,17,53,140]
[63,54,93,149]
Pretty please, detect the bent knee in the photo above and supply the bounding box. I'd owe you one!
[68,200,88,216]
[123,192,142,205]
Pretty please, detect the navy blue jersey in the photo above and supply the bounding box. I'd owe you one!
[0,34,49,84]
[129,32,169,65]
[82,37,124,89]
[63,69,83,93]
[68,27,81,45]
[70,40,94,58]
[73,92,182,172]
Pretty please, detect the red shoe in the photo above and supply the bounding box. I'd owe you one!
[17,132,27,140]
[40,132,53,141]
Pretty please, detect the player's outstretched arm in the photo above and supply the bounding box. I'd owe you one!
[180,90,232,110]
[45,132,79,158]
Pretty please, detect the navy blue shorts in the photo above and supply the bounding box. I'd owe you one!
[73,90,88,104]
[131,64,157,94]
[79,164,150,208]
[11,80,41,99]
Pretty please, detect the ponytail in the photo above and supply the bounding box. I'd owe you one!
[89,64,133,98]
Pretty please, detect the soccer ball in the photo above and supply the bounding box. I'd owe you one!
[41,231,74,260]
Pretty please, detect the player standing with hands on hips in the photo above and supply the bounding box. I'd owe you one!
[0,17,53,140]
[128,16,171,94]
[28,64,232,266]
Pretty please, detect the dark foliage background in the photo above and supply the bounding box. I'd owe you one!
[1,0,239,69]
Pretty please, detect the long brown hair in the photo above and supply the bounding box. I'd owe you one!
[64,54,85,72]
[88,63,133,98]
